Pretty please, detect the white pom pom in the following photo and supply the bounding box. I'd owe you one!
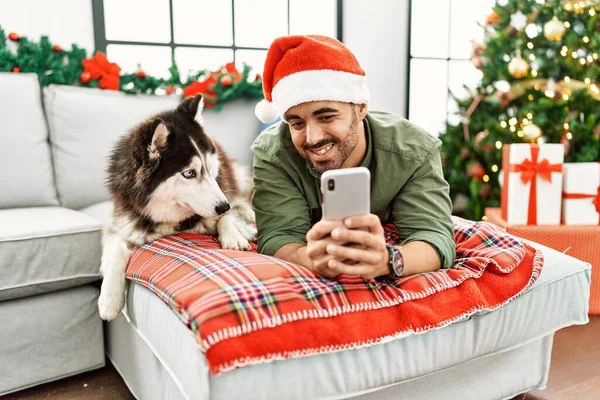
[254,99,279,123]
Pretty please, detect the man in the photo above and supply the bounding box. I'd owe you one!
[251,35,455,280]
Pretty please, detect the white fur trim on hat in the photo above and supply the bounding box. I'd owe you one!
[254,99,279,123]
[271,69,370,119]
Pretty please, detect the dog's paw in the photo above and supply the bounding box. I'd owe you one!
[234,218,257,242]
[219,230,252,251]
[98,282,125,321]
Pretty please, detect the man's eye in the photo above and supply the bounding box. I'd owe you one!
[320,115,333,121]
[290,121,305,129]
[182,169,196,179]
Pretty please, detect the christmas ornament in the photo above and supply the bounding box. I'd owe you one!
[523,123,542,140]
[80,71,91,84]
[467,162,486,180]
[53,45,61,52]
[510,11,528,31]
[12,66,20,73]
[255,73,261,81]
[544,16,566,41]
[81,51,121,90]
[472,56,484,70]
[487,10,501,25]
[166,85,175,95]
[508,55,529,78]
[472,41,485,57]
[220,75,233,87]
[8,32,19,41]
[137,69,146,78]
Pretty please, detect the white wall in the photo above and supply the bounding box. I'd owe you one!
[0,0,409,117]
[0,0,95,53]
[343,0,409,117]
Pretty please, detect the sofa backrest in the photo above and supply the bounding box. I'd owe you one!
[43,85,260,210]
[0,73,59,209]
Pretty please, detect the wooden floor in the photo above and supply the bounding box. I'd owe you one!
[6,317,599,400]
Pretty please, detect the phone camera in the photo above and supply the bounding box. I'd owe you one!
[327,179,335,191]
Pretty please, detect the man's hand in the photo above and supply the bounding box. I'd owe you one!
[306,219,346,278]
[324,214,390,280]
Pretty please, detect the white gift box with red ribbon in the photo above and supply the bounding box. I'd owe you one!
[561,162,600,225]
[501,143,564,225]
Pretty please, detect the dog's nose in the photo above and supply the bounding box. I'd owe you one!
[215,202,231,215]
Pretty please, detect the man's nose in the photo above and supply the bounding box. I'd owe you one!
[305,121,324,145]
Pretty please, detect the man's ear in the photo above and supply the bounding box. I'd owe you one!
[177,94,204,125]
[148,119,170,160]
[358,103,368,120]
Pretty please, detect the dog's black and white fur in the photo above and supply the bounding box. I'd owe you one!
[98,94,256,320]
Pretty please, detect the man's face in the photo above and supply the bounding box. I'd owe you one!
[284,101,367,174]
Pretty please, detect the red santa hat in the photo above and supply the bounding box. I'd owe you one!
[254,35,370,123]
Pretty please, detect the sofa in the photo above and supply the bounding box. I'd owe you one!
[0,71,592,399]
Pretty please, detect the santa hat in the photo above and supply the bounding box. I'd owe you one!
[254,35,370,123]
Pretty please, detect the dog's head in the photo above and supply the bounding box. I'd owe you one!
[109,94,230,223]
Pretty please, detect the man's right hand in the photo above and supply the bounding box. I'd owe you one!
[306,219,346,278]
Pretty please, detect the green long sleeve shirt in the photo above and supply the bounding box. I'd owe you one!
[250,111,456,268]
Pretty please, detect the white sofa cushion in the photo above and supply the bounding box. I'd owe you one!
[0,207,103,301]
[43,85,180,209]
[0,73,59,208]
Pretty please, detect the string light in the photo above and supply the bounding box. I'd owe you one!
[580,58,586,65]
[528,94,534,100]
[594,53,599,60]
[523,118,530,124]
[500,121,508,128]
[585,78,591,84]
[483,175,490,183]
[566,132,573,140]
[529,54,536,61]
[564,123,570,129]
[491,165,499,172]
[583,36,590,43]
[587,55,594,63]
[509,117,518,125]
[527,112,533,119]
[527,42,534,49]
[590,8,596,16]
[537,137,545,144]
[495,141,502,149]
[518,130,525,137]
[510,126,516,132]
[572,52,578,58]
[564,21,571,28]
[564,76,571,82]
[532,69,538,77]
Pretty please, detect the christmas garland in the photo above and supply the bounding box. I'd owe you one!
[0,25,264,110]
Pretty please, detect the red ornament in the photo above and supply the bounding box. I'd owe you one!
[220,75,233,87]
[166,85,175,95]
[12,67,20,73]
[137,69,146,78]
[81,51,121,90]
[80,71,91,84]
[255,73,262,81]
[53,45,62,52]
[8,32,20,41]
[467,162,486,180]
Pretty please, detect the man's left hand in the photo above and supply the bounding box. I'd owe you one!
[325,214,390,279]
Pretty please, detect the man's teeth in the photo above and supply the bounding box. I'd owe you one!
[313,144,333,156]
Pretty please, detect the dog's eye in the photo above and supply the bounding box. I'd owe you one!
[182,169,196,179]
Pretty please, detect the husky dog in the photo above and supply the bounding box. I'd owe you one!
[98,94,256,321]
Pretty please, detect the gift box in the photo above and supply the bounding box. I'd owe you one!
[562,162,600,225]
[501,143,564,225]
[485,207,600,315]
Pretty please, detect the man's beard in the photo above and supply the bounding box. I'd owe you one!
[301,110,360,174]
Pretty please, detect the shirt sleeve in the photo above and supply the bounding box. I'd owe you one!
[392,140,456,268]
[252,145,312,257]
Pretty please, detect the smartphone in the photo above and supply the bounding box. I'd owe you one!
[321,167,371,221]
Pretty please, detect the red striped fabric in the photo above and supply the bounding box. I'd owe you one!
[126,216,543,375]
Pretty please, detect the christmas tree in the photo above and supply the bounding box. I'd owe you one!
[441,0,600,220]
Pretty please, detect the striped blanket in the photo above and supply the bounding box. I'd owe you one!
[126,216,543,375]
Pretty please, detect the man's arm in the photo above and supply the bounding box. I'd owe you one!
[392,140,455,270]
[252,145,311,259]
[274,243,310,268]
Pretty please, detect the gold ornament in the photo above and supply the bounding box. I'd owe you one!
[508,55,529,78]
[523,123,542,141]
[544,16,566,41]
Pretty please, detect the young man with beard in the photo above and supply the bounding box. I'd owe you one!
[251,35,455,280]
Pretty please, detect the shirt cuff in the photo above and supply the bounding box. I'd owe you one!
[400,231,456,269]
[258,234,307,257]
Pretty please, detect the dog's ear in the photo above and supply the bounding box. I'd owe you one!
[148,118,170,160]
[177,94,204,125]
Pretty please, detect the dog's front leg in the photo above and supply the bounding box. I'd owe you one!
[98,229,132,321]
[217,212,252,251]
